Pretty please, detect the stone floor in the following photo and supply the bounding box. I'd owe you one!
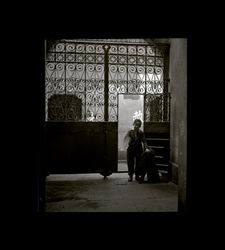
[45,173,178,212]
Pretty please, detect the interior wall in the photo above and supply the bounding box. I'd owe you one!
[169,38,187,210]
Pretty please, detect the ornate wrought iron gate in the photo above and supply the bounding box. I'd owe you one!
[45,39,170,174]
[45,39,170,122]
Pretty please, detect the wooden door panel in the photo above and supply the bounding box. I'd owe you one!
[45,122,117,174]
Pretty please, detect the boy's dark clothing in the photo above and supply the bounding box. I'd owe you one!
[126,129,146,177]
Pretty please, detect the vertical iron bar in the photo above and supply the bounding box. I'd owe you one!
[64,43,67,120]
[84,43,87,121]
[144,45,147,122]
[104,45,110,121]
[135,45,137,94]
[64,42,66,94]
[126,45,128,94]
[163,46,170,121]
[103,44,110,175]
[45,40,47,121]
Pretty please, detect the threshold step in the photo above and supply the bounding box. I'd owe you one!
[149,146,165,149]
[158,170,168,174]
[155,155,164,159]
[146,138,169,141]
[156,163,169,167]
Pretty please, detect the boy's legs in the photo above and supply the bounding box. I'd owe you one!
[127,149,135,181]
[134,153,143,181]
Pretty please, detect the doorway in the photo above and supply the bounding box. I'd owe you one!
[118,94,144,172]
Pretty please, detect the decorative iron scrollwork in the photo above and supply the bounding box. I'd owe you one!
[45,40,169,122]
[48,94,82,121]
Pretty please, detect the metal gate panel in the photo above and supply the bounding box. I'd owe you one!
[45,122,117,174]
[44,39,169,174]
[45,40,170,123]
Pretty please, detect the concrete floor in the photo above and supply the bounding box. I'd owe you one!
[45,173,178,212]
